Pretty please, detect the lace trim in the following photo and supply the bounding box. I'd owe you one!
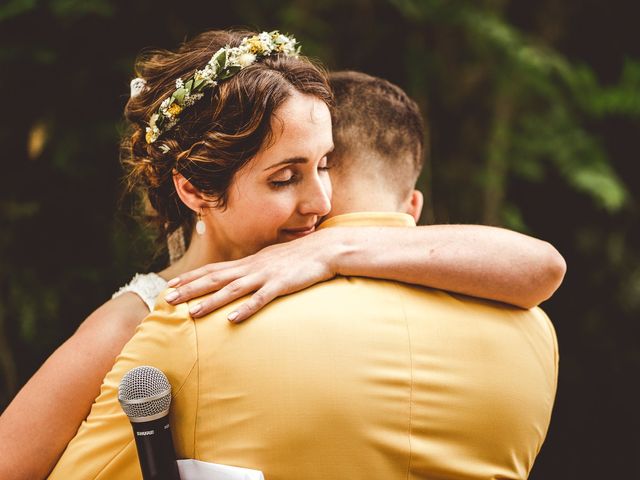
[112,272,168,311]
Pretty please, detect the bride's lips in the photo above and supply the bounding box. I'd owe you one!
[281,225,317,239]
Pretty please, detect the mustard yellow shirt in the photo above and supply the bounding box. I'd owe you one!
[49,212,559,480]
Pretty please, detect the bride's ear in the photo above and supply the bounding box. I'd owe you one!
[403,189,424,223]
[173,171,205,212]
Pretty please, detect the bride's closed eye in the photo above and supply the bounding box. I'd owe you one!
[318,156,330,172]
[269,156,330,188]
[269,167,298,188]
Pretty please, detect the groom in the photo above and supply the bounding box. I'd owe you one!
[50,72,558,479]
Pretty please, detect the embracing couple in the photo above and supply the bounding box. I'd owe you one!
[0,29,564,479]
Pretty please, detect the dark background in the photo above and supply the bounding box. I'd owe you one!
[1,1,638,478]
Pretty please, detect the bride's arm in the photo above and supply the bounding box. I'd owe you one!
[165,224,566,322]
[0,294,147,480]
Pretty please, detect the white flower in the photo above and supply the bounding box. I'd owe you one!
[197,66,209,80]
[259,32,272,44]
[149,113,159,128]
[238,52,256,68]
[175,78,184,89]
[159,98,171,113]
[183,92,204,107]
[226,47,243,67]
[130,77,146,98]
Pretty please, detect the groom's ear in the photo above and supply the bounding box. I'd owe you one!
[173,171,205,212]
[403,189,424,223]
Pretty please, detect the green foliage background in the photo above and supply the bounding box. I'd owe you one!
[1,0,638,477]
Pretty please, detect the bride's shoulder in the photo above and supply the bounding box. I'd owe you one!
[74,273,167,340]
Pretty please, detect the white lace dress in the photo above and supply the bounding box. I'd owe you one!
[111,272,169,311]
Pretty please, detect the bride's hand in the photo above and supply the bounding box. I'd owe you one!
[164,229,340,323]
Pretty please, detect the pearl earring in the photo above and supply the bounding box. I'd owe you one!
[195,209,206,235]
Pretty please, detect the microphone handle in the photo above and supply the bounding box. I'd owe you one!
[131,416,181,480]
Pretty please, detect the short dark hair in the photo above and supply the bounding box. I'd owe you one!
[329,71,426,198]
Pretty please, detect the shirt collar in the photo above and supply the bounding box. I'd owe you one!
[318,212,417,229]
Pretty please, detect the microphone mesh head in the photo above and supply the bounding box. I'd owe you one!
[118,366,172,420]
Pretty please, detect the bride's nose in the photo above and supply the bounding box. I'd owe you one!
[298,174,331,217]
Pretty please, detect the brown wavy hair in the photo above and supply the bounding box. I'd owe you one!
[121,29,332,242]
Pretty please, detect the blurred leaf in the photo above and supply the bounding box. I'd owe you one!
[500,202,528,232]
[598,59,640,116]
[51,130,82,173]
[49,0,115,18]
[511,154,545,181]
[570,164,627,212]
[10,281,38,341]
[511,105,628,212]
[620,267,640,311]
[33,47,57,64]
[0,201,40,221]
[0,0,38,22]
[0,45,57,64]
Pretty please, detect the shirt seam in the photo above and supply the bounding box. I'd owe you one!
[395,283,414,479]
[193,315,200,458]
[94,439,135,479]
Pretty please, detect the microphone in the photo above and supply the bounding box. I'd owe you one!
[118,366,181,480]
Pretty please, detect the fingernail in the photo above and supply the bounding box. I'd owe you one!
[227,311,239,322]
[167,277,180,287]
[189,303,202,316]
[164,290,179,302]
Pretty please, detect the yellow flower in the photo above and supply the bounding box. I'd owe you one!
[145,130,155,143]
[247,37,266,55]
[167,103,183,116]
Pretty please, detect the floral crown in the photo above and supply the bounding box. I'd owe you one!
[143,31,300,144]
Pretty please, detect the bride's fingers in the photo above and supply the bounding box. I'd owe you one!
[167,259,244,287]
[188,275,262,318]
[165,268,244,304]
[227,286,280,324]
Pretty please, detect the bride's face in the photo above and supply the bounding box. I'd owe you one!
[206,91,333,258]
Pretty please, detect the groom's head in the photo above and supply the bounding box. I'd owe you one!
[328,71,426,221]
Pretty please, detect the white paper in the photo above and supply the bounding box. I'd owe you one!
[177,459,265,480]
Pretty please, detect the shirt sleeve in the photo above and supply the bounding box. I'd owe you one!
[48,292,198,480]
